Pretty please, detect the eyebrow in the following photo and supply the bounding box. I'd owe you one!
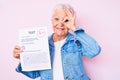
[52,15,67,21]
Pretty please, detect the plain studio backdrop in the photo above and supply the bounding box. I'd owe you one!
[0,0,120,80]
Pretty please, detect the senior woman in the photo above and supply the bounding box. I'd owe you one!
[13,3,101,80]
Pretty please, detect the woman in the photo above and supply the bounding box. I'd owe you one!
[13,3,101,80]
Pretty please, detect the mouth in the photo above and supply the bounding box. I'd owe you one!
[56,27,64,31]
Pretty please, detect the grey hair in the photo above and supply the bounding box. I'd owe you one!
[53,3,75,15]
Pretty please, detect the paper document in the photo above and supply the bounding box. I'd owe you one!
[19,27,51,71]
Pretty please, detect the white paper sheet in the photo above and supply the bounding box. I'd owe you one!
[19,27,51,71]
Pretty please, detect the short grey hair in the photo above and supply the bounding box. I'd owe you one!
[53,3,75,15]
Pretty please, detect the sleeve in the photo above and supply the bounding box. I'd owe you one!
[73,27,101,58]
[16,63,40,79]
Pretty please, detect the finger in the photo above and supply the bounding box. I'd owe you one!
[63,17,69,22]
[13,53,20,59]
[15,45,23,52]
[14,45,21,50]
[64,9,72,18]
[13,49,21,54]
[13,47,21,54]
[13,45,22,59]
[13,50,21,59]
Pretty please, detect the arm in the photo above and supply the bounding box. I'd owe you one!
[74,27,101,58]
[63,9,101,58]
[16,63,40,79]
[13,45,40,79]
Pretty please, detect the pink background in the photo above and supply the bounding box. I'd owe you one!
[0,0,120,80]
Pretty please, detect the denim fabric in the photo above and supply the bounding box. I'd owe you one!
[16,27,101,80]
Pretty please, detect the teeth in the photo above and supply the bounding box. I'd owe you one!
[57,28,62,30]
[57,27,64,30]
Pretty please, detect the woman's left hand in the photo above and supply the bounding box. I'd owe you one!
[63,9,76,31]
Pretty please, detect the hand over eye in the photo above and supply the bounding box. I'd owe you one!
[63,9,76,30]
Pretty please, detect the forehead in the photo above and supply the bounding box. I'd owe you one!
[52,9,67,18]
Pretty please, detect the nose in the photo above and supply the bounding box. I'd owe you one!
[58,21,64,27]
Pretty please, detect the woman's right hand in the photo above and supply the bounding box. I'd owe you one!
[13,45,22,59]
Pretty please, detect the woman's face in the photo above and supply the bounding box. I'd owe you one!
[52,9,69,37]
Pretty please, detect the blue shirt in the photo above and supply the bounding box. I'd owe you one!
[16,27,101,80]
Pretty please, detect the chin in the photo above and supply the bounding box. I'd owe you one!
[59,33,68,37]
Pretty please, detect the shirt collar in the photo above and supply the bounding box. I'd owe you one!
[49,33,74,47]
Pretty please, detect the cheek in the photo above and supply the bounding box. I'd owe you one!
[64,26,69,31]
[52,23,56,32]
[52,21,58,27]
[65,28,69,33]
[52,24,56,31]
